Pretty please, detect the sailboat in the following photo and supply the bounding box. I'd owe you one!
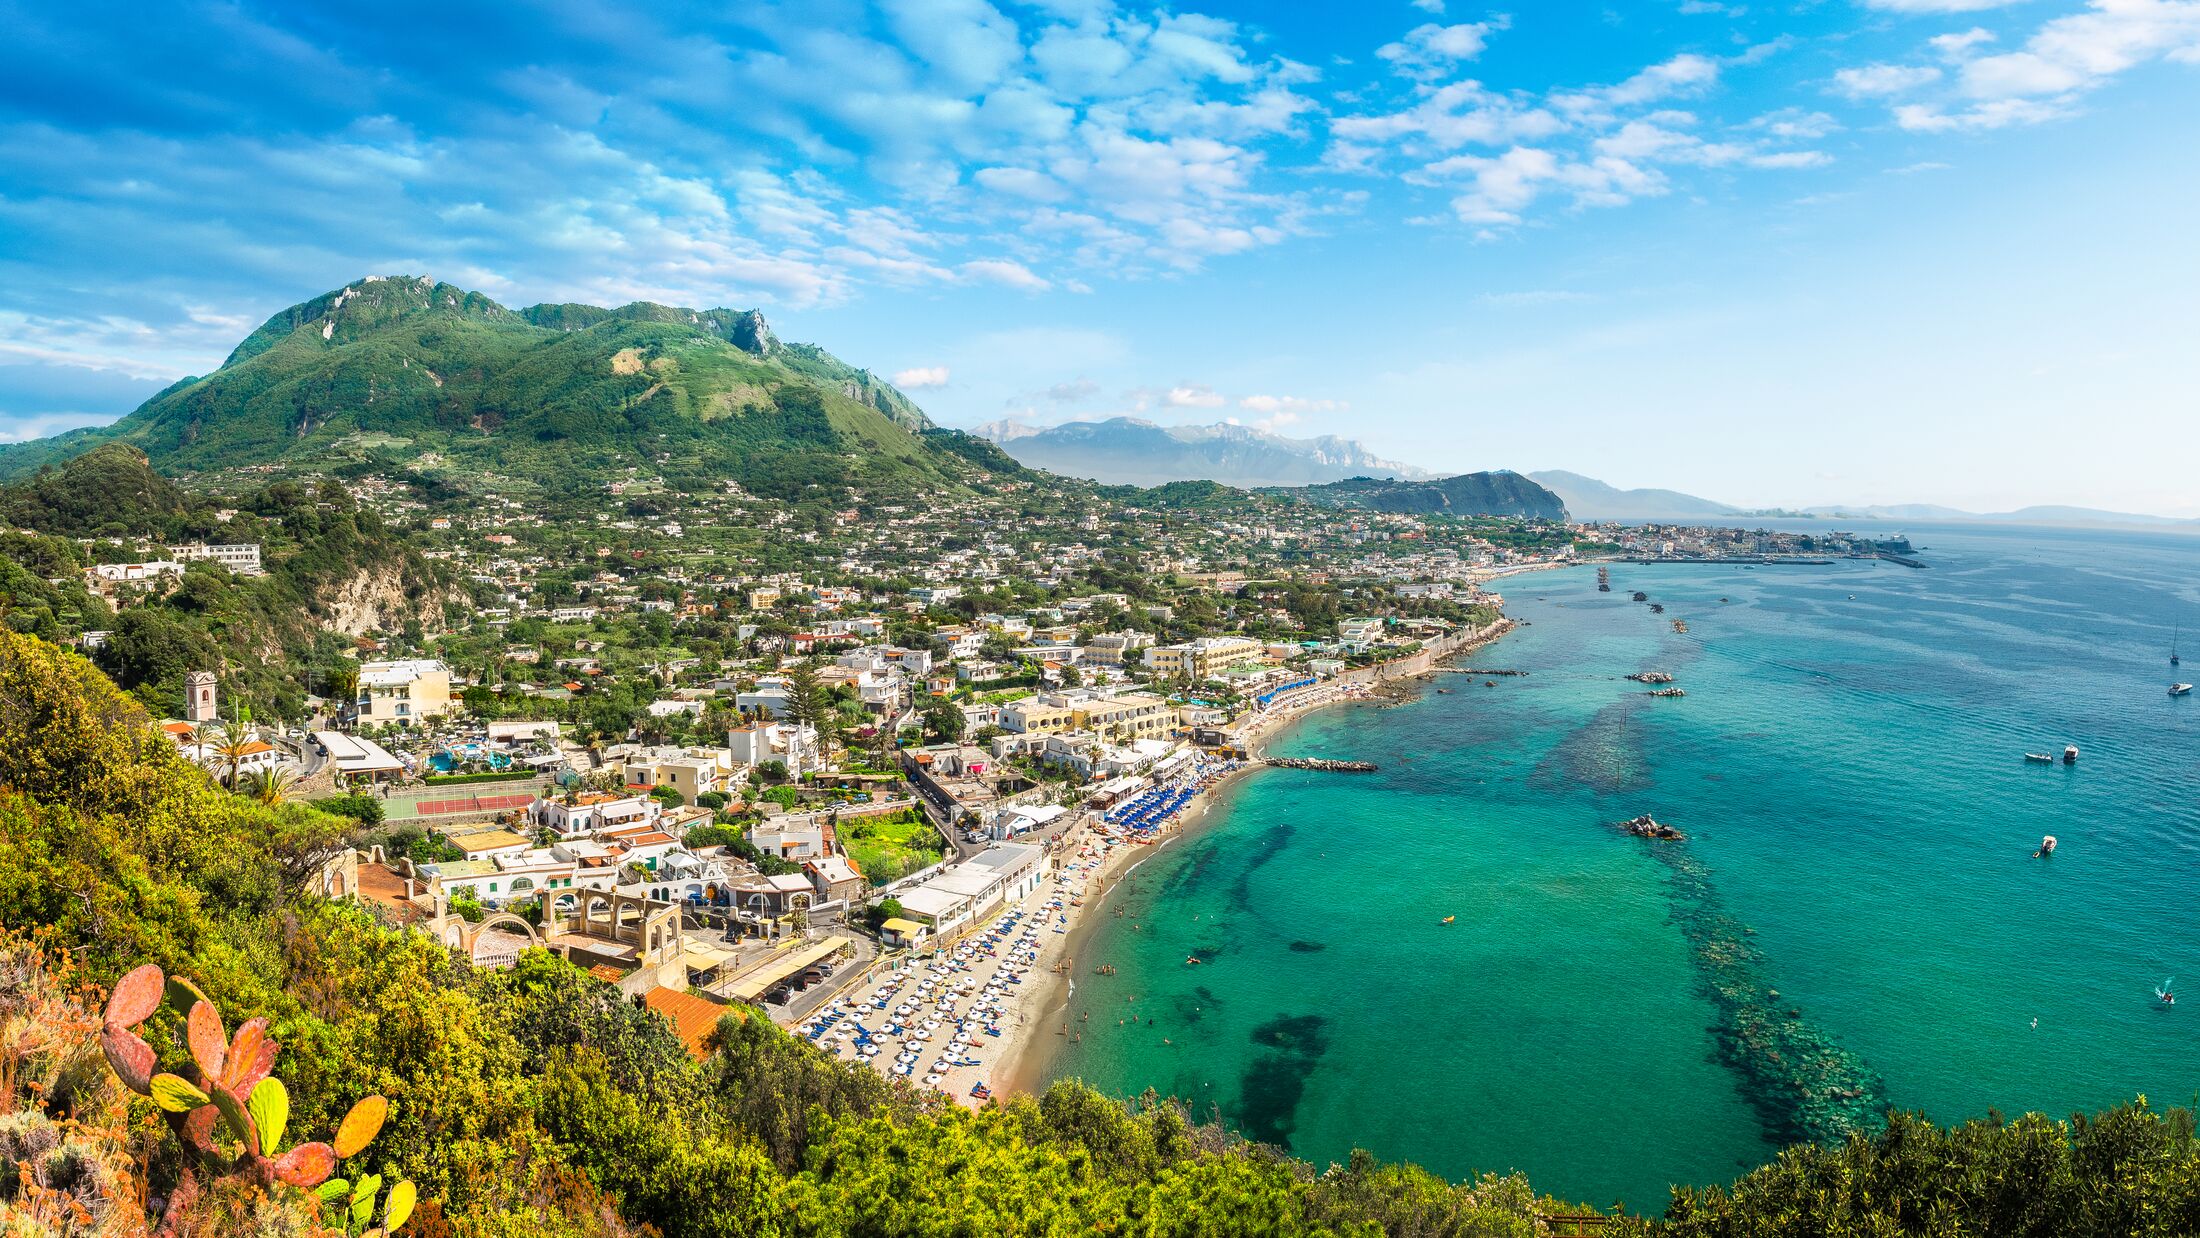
[2173,620,2181,667]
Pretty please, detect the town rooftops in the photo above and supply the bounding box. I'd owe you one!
[358,658,449,685]
[448,828,530,855]
[966,841,1045,874]
[930,867,1002,898]
[418,859,497,880]
[311,730,404,774]
[894,886,969,920]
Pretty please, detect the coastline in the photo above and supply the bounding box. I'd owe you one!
[989,615,1520,1100]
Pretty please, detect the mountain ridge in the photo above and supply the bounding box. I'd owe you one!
[0,276,957,499]
[1292,471,1568,520]
[1527,470,1738,523]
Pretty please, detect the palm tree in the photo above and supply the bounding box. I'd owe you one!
[194,722,253,790]
[240,766,296,806]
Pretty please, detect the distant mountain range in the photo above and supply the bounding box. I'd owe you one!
[1527,471,1739,523]
[1529,470,2197,530]
[972,417,1432,488]
[1795,503,2198,528]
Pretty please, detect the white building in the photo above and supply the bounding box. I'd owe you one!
[89,561,183,585]
[311,730,406,780]
[726,721,819,776]
[167,543,264,574]
[532,792,661,835]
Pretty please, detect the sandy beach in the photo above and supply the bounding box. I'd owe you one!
[988,615,1520,1100]
[794,617,1520,1107]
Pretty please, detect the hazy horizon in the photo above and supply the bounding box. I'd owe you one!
[3,1,2195,514]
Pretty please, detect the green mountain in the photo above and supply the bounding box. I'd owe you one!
[1293,471,1569,520]
[0,276,984,499]
[0,443,193,537]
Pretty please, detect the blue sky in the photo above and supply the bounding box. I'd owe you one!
[3,0,2197,512]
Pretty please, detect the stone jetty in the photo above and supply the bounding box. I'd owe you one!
[1264,757,1379,773]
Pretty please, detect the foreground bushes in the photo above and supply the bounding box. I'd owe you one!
[1619,1103,2200,1238]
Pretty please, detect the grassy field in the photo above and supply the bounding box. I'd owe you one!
[840,810,946,885]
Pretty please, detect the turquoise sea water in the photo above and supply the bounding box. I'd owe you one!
[1038,524,2200,1211]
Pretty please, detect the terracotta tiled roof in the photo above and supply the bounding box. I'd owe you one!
[642,987,739,1059]
[352,863,430,926]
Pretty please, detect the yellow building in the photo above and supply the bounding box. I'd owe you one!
[1001,692,1175,740]
[1143,636,1266,680]
[1072,693,1174,740]
[356,659,453,727]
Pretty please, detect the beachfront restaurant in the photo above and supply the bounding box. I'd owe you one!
[890,842,1048,941]
[892,885,974,937]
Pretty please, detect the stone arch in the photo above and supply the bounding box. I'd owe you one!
[575,889,614,934]
[465,912,540,952]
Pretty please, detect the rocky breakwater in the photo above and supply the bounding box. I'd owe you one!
[1616,814,1685,840]
[1263,757,1379,773]
[1618,813,1889,1145]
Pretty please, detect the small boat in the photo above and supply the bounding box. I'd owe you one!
[2172,683,2193,697]
[1184,955,1202,966]
[2034,835,2056,858]
[2024,752,2056,763]
[1440,915,1455,925]
[2063,744,2080,765]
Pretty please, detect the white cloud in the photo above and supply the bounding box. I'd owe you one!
[1893,97,2074,129]
[1331,80,1567,152]
[1238,393,1347,413]
[1860,0,2022,11]
[1930,27,1997,58]
[1376,20,1507,79]
[1830,63,1943,97]
[1410,0,1446,11]
[1958,0,2200,101]
[959,258,1052,291]
[1749,107,1843,139]
[1554,53,1723,114]
[893,365,951,389]
[1166,383,1226,408]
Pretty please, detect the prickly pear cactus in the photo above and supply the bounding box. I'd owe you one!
[100,963,420,1235]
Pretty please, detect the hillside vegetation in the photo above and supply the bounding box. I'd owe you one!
[0,276,985,501]
[1293,472,1569,520]
[0,447,451,717]
[7,630,2200,1236]
[0,630,1565,1237]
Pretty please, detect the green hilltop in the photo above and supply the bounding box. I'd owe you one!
[0,276,988,500]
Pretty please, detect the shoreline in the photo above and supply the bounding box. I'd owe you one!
[990,615,1520,1100]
